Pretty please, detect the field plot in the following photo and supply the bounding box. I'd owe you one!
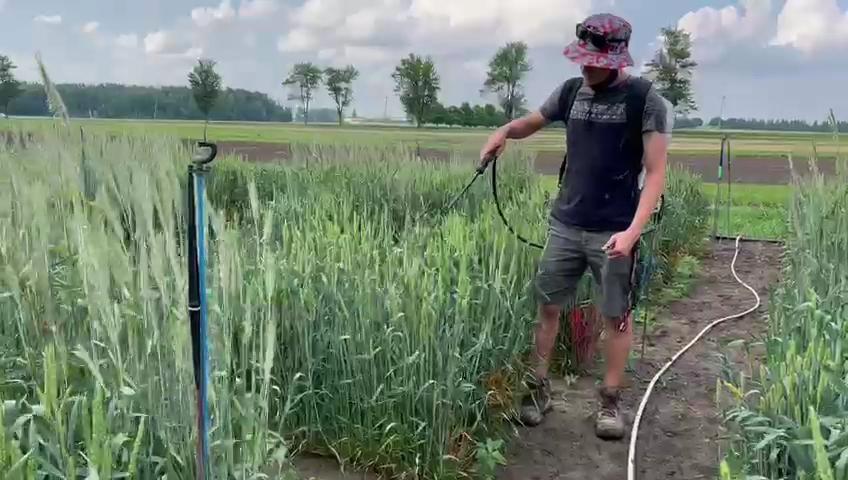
[4,117,846,160]
[1,117,846,480]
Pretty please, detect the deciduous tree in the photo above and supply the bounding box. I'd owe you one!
[324,65,359,125]
[188,58,223,140]
[283,62,323,125]
[392,54,440,128]
[482,41,531,120]
[0,55,22,117]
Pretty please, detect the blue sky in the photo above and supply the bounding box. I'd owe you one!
[5,0,848,121]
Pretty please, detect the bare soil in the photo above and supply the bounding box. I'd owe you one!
[216,140,834,186]
[286,240,783,479]
[497,240,783,480]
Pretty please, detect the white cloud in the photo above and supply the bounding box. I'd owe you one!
[408,0,592,47]
[82,21,100,34]
[191,0,236,27]
[292,0,346,29]
[239,0,279,18]
[678,0,772,41]
[277,28,318,52]
[116,34,139,49]
[771,0,848,53]
[143,30,197,57]
[279,0,591,66]
[34,14,63,25]
[677,0,773,64]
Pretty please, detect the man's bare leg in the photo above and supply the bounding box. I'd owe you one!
[533,304,563,380]
[595,313,632,439]
[519,303,562,426]
[602,313,633,389]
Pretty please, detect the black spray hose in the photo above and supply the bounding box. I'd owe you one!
[485,153,546,250]
[479,152,665,247]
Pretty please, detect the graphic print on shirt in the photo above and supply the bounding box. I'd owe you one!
[569,98,626,124]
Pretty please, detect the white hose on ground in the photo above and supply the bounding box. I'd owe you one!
[626,236,762,480]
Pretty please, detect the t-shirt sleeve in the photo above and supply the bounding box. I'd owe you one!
[539,82,566,123]
[642,87,673,134]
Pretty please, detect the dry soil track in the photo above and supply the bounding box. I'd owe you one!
[496,240,783,480]
[217,140,834,186]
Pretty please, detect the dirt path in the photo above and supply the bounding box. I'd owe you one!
[497,240,783,480]
[216,140,834,185]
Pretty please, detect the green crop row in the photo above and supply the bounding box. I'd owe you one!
[0,125,710,479]
[718,156,848,478]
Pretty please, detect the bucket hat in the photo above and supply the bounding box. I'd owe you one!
[564,13,634,69]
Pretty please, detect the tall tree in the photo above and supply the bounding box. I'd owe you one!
[392,54,440,128]
[482,41,532,121]
[324,65,359,125]
[0,55,22,117]
[645,27,698,115]
[283,62,323,125]
[187,58,223,140]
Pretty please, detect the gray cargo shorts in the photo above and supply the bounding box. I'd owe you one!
[534,216,636,320]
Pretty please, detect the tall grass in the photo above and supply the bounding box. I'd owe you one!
[718,127,848,478]
[1,124,711,478]
[0,127,291,478]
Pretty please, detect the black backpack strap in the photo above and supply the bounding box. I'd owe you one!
[624,77,666,227]
[623,76,653,164]
[557,77,583,186]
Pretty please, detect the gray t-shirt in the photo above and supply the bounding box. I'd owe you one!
[539,75,674,135]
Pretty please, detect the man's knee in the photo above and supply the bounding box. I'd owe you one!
[539,303,562,322]
[603,312,632,334]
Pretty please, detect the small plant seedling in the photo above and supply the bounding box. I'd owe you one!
[474,438,507,480]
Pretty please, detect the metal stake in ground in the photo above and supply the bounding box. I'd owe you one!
[187,141,217,480]
[712,136,728,240]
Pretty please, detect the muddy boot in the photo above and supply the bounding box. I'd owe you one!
[595,386,625,440]
[518,376,552,426]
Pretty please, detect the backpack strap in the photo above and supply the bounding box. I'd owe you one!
[623,76,653,166]
[556,77,583,186]
[623,77,666,224]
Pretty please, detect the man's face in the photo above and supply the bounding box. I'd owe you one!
[581,65,615,86]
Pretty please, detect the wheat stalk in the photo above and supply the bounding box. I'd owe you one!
[35,52,70,126]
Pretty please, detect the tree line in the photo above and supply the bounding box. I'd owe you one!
[706,116,848,133]
[4,81,293,122]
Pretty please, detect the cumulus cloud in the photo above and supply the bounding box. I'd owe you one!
[279,0,591,66]
[679,0,772,41]
[277,28,318,52]
[771,0,848,53]
[116,34,139,49]
[239,0,280,18]
[144,30,199,57]
[676,0,773,64]
[408,0,592,48]
[34,14,63,25]
[191,0,236,27]
[82,21,100,34]
[677,0,848,65]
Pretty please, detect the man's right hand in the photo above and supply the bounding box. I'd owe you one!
[479,128,507,171]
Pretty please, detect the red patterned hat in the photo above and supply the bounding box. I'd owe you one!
[564,13,634,69]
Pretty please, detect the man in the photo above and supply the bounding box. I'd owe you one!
[479,13,672,440]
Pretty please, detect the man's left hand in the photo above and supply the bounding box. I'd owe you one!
[603,228,641,259]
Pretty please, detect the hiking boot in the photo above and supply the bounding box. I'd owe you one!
[518,376,552,426]
[595,386,626,440]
